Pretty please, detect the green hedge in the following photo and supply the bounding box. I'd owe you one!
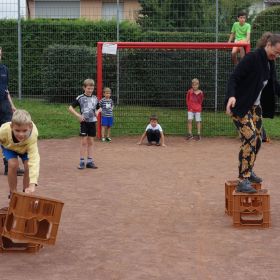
[0,19,141,97]
[42,44,96,103]
[1,10,280,106]
[252,6,280,35]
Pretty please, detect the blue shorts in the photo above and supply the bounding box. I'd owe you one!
[101,116,114,127]
[1,145,28,162]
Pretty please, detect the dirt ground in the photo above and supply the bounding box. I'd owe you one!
[1,136,280,280]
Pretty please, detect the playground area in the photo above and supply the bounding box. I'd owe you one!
[1,136,280,280]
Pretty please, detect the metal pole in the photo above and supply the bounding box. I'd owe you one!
[116,0,120,105]
[18,0,22,99]
[214,0,218,112]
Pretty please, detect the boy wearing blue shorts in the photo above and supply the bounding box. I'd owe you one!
[0,109,40,196]
[99,87,114,142]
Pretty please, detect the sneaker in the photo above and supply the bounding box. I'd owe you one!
[86,162,98,169]
[195,135,201,141]
[102,138,106,142]
[155,142,161,146]
[186,134,193,140]
[106,137,112,142]
[236,179,257,193]
[249,171,262,183]
[147,142,153,146]
[78,162,85,169]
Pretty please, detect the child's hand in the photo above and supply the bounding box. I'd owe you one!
[25,183,36,193]
[79,115,85,122]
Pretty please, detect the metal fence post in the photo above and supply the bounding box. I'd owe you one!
[17,0,22,99]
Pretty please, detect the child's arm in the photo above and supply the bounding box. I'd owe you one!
[95,108,102,117]
[160,131,166,147]
[68,105,85,122]
[137,131,147,145]
[246,31,251,43]
[228,32,235,43]
[24,140,40,193]
[7,90,16,112]
[186,90,190,107]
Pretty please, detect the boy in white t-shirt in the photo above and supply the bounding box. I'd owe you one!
[137,115,166,146]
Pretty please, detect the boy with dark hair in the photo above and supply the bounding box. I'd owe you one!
[228,11,251,65]
[137,115,166,146]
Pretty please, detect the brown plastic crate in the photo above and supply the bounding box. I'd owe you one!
[232,189,270,228]
[0,236,43,253]
[2,192,64,245]
[0,207,8,234]
[225,180,261,216]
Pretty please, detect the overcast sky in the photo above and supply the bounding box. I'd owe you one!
[0,0,26,19]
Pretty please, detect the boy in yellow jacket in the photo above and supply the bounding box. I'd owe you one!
[0,109,40,196]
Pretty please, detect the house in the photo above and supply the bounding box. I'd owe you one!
[264,0,280,7]
[26,0,140,21]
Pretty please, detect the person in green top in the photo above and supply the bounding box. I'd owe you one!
[228,11,251,65]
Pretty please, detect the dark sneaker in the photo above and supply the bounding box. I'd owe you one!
[195,135,201,141]
[236,179,257,193]
[86,162,98,169]
[17,168,24,176]
[155,142,160,146]
[78,162,85,169]
[106,137,112,142]
[249,171,262,183]
[186,134,193,140]
[147,142,153,146]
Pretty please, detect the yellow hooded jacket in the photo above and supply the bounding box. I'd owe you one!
[0,122,40,184]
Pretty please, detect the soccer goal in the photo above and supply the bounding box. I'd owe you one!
[96,42,250,137]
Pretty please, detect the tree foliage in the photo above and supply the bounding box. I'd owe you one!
[137,0,260,32]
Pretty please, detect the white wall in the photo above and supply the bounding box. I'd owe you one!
[0,0,26,19]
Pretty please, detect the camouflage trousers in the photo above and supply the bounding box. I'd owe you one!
[232,105,262,179]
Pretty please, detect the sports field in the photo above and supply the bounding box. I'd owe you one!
[1,136,280,280]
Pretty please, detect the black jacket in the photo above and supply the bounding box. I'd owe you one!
[225,48,280,118]
[0,63,12,122]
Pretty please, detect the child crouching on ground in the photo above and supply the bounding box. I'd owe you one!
[137,115,166,146]
[0,109,40,197]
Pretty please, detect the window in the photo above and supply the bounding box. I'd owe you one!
[102,1,124,20]
[35,0,80,19]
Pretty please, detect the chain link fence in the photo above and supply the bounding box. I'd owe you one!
[0,0,280,135]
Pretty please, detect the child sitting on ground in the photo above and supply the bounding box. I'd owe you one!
[0,109,40,197]
[137,115,166,146]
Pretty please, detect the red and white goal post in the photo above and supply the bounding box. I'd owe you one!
[96,42,251,138]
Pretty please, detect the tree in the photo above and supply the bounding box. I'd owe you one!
[137,0,259,33]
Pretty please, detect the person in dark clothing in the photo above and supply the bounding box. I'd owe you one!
[225,32,280,193]
[0,47,24,176]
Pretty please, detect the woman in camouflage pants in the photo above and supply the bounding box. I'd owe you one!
[225,32,280,193]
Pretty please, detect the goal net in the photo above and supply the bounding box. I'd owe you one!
[96,42,250,137]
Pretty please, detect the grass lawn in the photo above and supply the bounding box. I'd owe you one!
[13,99,280,139]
